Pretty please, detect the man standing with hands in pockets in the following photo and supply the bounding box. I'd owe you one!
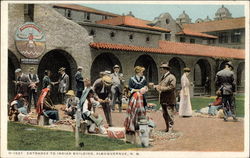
[154,63,176,132]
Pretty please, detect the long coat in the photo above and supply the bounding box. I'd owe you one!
[75,71,84,92]
[158,72,176,105]
[179,73,192,116]
[58,73,69,93]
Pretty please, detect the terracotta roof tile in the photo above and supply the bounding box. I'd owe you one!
[96,16,170,32]
[53,4,120,17]
[89,41,244,59]
[176,28,218,39]
[183,17,245,32]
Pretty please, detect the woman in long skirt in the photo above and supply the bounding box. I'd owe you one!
[179,67,192,117]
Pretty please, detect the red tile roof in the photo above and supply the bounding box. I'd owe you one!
[53,4,120,17]
[159,41,244,59]
[183,17,245,32]
[176,28,218,39]
[89,41,244,59]
[96,16,171,32]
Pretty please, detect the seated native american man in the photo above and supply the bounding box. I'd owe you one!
[36,87,59,124]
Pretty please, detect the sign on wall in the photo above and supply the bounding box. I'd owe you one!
[15,22,46,59]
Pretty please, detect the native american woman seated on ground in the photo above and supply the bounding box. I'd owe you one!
[79,88,106,134]
[36,87,59,123]
[8,93,29,121]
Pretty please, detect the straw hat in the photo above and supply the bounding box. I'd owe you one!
[15,68,22,73]
[77,66,83,70]
[29,67,35,71]
[225,61,234,69]
[58,67,66,72]
[160,63,170,69]
[134,66,145,73]
[66,90,75,96]
[183,67,191,72]
[102,75,112,86]
[113,65,120,69]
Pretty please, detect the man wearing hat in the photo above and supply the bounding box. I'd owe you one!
[58,67,69,104]
[215,61,237,121]
[75,66,84,98]
[110,65,124,112]
[65,90,79,119]
[28,67,39,109]
[93,74,113,126]
[13,68,30,111]
[154,63,176,132]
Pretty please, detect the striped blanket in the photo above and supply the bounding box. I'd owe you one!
[124,92,146,132]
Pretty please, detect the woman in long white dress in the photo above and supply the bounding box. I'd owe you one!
[179,67,192,117]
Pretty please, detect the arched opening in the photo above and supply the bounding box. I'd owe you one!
[194,59,211,96]
[90,53,122,83]
[8,50,20,100]
[237,62,245,93]
[134,55,158,84]
[38,49,77,103]
[169,57,186,89]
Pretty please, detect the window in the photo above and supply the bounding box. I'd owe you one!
[218,32,228,43]
[67,10,71,17]
[110,32,115,38]
[84,12,90,20]
[208,39,215,44]
[190,39,195,43]
[24,4,34,21]
[129,34,134,40]
[231,30,241,43]
[89,29,95,36]
[165,33,171,41]
[166,19,170,24]
[146,36,150,42]
[180,37,186,42]
[102,15,108,20]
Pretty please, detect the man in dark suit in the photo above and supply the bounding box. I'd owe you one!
[28,67,39,109]
[215,61,237,121]
[154,63,176,132]
[75,66,84,98]
[58,67,69,104]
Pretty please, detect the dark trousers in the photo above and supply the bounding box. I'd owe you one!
[161,104,175,131]
[222,95,236,118]
[111,87,122,112]
[29,89,38,108]
[58,92,66,104]
[101,102,113,126]
[76,91,83,99]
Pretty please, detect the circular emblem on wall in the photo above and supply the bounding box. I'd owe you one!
[15,22,46,59]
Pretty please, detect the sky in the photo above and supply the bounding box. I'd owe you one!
[79,3,245,22]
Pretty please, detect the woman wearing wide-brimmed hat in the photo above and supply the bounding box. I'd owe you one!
[179,67,192,117]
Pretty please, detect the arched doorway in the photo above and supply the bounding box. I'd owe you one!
[90,53,122,83]
[38,49,77,103]
[237,62,245,93]
[194,59,211,95]
[169,57,186,89]
[134,55,158,84]
[8,50,20,100]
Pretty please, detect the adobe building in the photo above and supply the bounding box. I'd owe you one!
[8,4,245,101]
